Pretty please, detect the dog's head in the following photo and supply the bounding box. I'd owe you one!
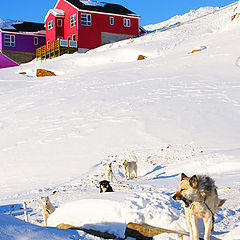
[99,180,113,193]
[172,173,199,207]
[41,196,50,206]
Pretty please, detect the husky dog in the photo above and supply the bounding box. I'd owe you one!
[99,180,114,193]
[40,196,55,226]
[104,162,113,182]
[173,173,226,240]
[121,155,138,180]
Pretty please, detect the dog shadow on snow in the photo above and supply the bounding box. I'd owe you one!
[143,165,178,180]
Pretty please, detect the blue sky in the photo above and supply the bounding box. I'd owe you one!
[0,0,237,26]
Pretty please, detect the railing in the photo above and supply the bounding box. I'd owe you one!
[36,39,78,61]
[0,202,33,222]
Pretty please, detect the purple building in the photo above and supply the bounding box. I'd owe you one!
[0,20,45,69]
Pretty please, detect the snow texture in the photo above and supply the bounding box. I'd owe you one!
[0,2,240,239]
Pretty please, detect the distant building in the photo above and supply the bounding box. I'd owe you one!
[0,20,45,69]
[44,0,141,53]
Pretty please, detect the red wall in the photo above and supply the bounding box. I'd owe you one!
[46,13,57,43]
[46,0,139,49]
[78,11,139,49]
[56,0,79,41]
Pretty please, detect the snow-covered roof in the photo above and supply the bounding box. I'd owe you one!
[80,0,106,7]
[44,9,65,22]
[65,0,139,17]
[0,19,23,30]
[0,19,45,33]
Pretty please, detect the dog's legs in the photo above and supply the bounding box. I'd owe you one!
[43,215,47,226]
[110,173,113,182]
[190,214,199,240]
[203,216,212,240]
[125,169,128,180]
[185,208,194,240]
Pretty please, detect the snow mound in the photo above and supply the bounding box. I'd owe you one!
[48,192,187,238]
[0,214,90,240]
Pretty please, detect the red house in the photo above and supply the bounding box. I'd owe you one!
[44,0,140,52]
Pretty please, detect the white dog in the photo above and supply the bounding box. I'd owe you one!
[122,155,138,180]
[40,196,55,226]
[104,162,113,182]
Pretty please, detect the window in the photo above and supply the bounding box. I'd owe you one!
[110,17,114,25]
[81,13,91,26]
[72,34,76,41]
[70,14,76,27]
[124,18,131,27]
[67,36,70,41]
[34,37,38,45]
[4,34,15,47]
[57,19,63,27]
[48,20,53,30]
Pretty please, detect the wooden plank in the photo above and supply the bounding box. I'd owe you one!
[125,222,189,240]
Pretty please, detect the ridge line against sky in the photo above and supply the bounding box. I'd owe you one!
[0,0,237,26]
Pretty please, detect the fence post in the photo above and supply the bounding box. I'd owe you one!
[23,202,29,222]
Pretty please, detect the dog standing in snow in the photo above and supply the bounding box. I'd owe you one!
[173,173,226,240]
[40,196,55,226]
[121,155,138,180]
[104,162,113,182]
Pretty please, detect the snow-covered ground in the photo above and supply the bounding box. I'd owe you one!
[0,2,240,239]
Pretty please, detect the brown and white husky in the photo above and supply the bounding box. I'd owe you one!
[173,173,225,240]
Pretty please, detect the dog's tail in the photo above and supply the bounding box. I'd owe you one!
[131,155,138,162]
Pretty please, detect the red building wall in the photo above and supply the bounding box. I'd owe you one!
[45,0,139,50]
[46,13,57,43]
[56,0,79,41]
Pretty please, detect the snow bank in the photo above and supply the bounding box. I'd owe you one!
[0,214,89,240]
[48,191,188,238]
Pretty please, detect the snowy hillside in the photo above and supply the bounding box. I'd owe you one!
[144,6,219,31]
[0,2,240,239]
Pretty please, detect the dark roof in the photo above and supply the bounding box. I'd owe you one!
[66,0,137,16]
[1,21,45,33]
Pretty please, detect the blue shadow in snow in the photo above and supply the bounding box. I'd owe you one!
[143,165,166,177]
[153,172,179,180]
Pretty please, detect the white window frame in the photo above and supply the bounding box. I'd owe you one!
[70,14,77,28]
[110,17,114,25]
[57,19,63,27]
[48,20,53,30]
[34,37,38,45]
[4,34,15,47]
[81,13,91,26]
[124,18,131,27]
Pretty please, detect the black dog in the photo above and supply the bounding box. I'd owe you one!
[99,180,114,193]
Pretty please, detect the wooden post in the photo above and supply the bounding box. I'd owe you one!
[23,202,29,222]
